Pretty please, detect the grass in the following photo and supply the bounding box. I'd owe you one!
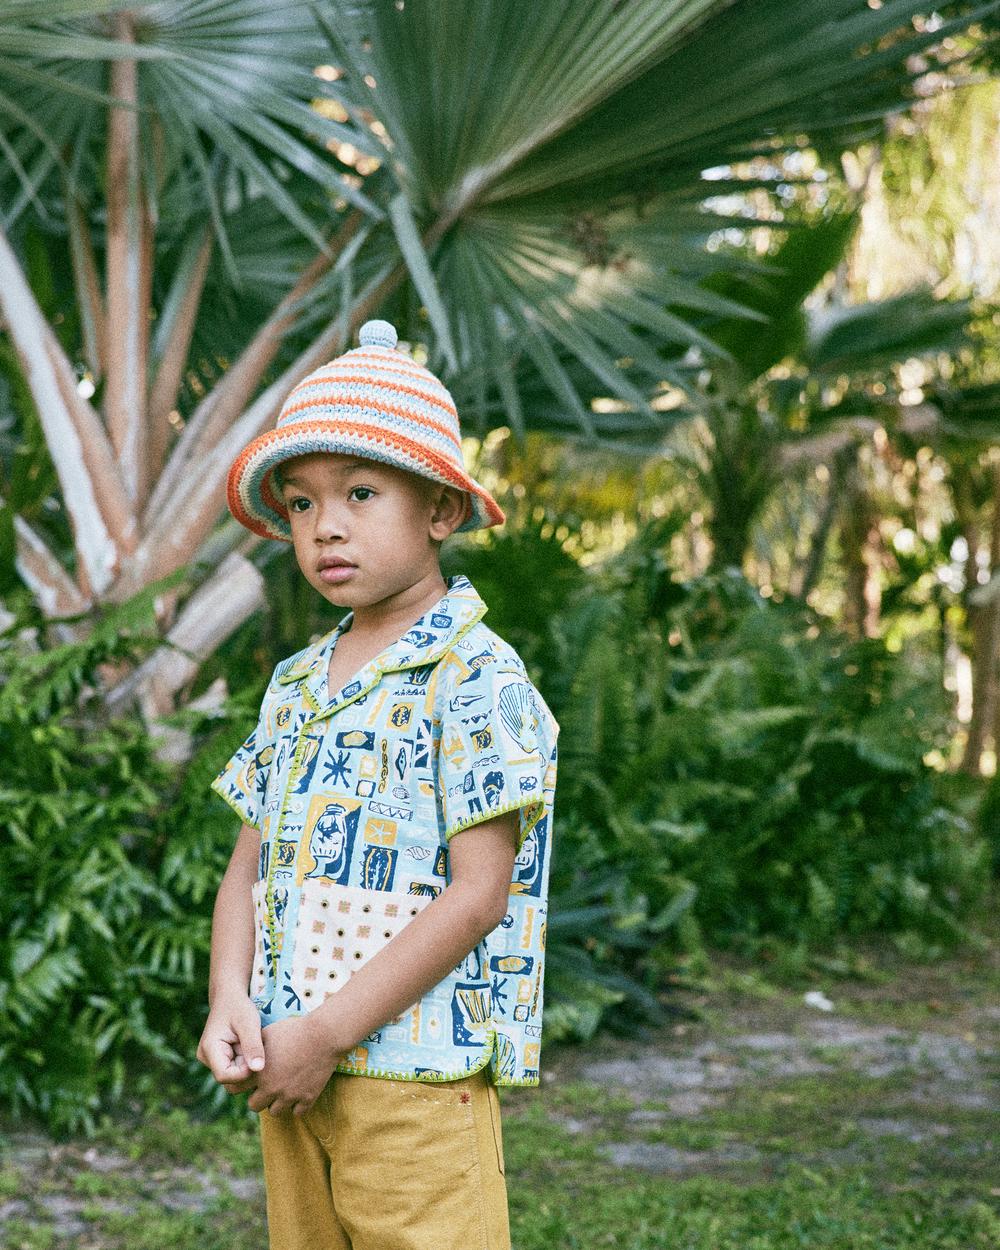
[1,910,997,1249]
[493,1067,999,1248]
[3,1064,995,1248]
[508,1172,1000,1250]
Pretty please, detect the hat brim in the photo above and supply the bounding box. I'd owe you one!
[226,419,506,542]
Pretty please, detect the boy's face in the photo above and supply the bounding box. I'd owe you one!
[275,451,467,609]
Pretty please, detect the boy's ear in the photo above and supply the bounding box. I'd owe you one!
[427,481,467,539]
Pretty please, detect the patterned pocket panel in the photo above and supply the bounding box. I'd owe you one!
[290,878,435,1011]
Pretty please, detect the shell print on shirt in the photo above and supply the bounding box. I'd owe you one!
[210,573,559,1087]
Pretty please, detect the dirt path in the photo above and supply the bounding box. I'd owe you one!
[513,930,998,1186]
[2,931,997,1243]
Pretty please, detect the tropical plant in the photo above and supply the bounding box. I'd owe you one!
[851,75,1000,773]
[3,503,992,1130]
[640,210,976,599]
[0,578,304,1135]
[2,0,998,729]
[0,589,177,1135]
[535,521,991,1031]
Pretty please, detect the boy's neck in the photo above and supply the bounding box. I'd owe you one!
[340,567,449,643]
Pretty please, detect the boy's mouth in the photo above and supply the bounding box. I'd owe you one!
[317,557,358,584]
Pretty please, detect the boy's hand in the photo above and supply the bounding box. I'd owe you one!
[196,991,266,1095]
[246,1014,348,1118]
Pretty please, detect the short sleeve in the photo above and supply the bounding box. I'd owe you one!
[436,659,558,853]
[210,718,271,832]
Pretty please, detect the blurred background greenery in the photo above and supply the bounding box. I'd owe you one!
[2,1,1000,1140]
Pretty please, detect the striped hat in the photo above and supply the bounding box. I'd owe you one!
[225,319,505,541]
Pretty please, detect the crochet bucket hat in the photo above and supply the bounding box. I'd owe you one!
[225,319,505,541]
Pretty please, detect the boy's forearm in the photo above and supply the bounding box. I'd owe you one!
[208,844,258,1006]
[305,880,500,1061]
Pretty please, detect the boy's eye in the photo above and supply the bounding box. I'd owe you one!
[286,486,375,512]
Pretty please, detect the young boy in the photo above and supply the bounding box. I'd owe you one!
[197,320,559,1250]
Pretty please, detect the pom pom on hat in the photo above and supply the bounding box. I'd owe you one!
[224,317,506,541]
[358,319,398,350]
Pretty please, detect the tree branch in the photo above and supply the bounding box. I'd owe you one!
[144,210,364,529]
[11,509,92,632]
[104,12,150,505]
[147,227,213,478]
[127,258,407,591]
[67,192,106,380]
[0,226,136,594]
[105,550,266,720]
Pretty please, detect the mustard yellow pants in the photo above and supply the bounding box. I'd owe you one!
[257,1067,511,1250]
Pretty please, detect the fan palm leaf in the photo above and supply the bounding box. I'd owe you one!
[0,0,996,710]
[320,0,999,430]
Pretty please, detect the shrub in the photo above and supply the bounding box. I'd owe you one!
[3,516,989,1129]
[465,520,991,1040]
[0,589,264,1135]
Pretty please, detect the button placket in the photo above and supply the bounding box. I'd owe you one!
[265,729,312,980]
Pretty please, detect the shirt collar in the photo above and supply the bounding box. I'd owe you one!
[275,573,489,709]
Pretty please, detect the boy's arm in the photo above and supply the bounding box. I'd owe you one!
[298,809,519,1066]
[208,822,259,1000]
[197,822,267,1087]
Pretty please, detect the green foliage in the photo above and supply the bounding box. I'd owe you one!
[975,771,1000,876]
[441,514,587,676]
[0,589,267,1136]
[464,521,990,1042]
[0,580,175,722]
[0,607,168,1134]
[3,520,991,1129]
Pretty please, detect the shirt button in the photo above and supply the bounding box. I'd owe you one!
[290,800,304,813]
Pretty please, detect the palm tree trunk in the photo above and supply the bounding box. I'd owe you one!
[122,253,407,599]
[67,192,107,382]
[147,228,214,477]
[703,405,770,574]
[961,460,1000,775]
[139,211,365,535]
[793,445,855,600]
[105,12,151,506]
[9,507,91,636]
[0,227,135,596]
[107,550,266,723]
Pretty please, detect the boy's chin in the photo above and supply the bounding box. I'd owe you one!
[314,583,358,608]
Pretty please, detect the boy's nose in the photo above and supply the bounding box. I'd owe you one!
[311,500,349,541]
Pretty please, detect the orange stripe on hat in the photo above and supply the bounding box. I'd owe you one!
[285,355,451,402]
[228,419,485,524]
[235,419,474,492]
[285,371,457,418]
[281,386,461,437]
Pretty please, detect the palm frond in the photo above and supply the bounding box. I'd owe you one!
[0,1,383,239]
[322,0,1000,440]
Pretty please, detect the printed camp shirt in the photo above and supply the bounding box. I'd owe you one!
[210,573,559,1087]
